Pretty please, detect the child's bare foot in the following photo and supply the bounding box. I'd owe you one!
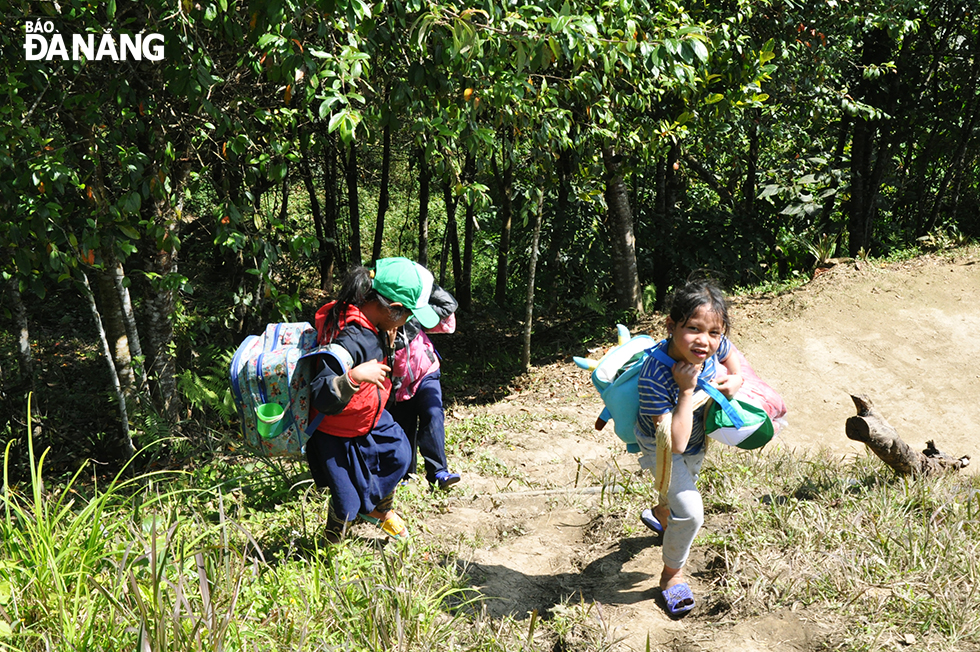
[660,565,685,591]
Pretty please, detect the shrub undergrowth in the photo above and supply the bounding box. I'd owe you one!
[4,383,980,650]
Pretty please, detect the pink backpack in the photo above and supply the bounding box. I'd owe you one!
[392,314,455,401]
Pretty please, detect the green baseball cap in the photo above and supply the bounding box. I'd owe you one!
[371,257,440,329]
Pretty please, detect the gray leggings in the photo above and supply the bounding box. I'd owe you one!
[635,429,706,569]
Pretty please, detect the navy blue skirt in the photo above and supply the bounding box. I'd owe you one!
[305,410,411,521]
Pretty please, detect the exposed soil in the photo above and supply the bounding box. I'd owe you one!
[403,249,980,651]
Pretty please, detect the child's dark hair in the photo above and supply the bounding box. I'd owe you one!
[667,277,731,335]
[322,266,412,339]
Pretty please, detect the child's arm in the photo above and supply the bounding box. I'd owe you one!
[349,360,391,388]
[665,360,701,453]
[310,330,390,414]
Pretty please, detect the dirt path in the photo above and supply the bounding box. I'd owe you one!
[416,250,980,651]
[732,253,980,466]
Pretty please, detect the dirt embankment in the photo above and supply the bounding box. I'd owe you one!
[413,250,980,651]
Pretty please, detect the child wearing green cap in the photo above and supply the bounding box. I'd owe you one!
[390,282,461,490]
[306,257,439,543]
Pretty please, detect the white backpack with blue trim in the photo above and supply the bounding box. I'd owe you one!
[228,322,351,458]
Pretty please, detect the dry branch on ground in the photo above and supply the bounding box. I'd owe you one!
[845,394,970,476]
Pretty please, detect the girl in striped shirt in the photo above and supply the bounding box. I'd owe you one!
[634,278,743,616]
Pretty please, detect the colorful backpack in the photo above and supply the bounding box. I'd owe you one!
[575,324,787,452]
[228,322,344,458]
[573,324,655,453]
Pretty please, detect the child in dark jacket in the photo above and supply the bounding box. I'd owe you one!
[306,257,440,542]
[389,283,460,490]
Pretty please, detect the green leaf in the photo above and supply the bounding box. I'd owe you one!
[691,40,709,62]
[760,185,781,199]
[256,34,281,49]
[122,193,141,214]
[119,224,141,240]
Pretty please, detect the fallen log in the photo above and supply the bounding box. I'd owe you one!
[845,394,970,476]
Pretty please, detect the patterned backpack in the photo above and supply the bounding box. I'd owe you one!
[228,322,334,458]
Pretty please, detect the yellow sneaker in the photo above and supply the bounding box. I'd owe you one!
[359,511,409,540]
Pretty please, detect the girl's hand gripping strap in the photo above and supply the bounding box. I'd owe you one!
[650,348,745,429]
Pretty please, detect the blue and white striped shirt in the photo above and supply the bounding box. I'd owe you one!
[636,337,732,454]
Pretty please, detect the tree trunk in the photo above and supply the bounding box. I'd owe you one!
[94,262,136,402]
[372,122,392,264]
[449,206,462,294]
[417,147,430,267]
[80,270,136,459]
[141,212,182,425]
[5,275,33,386]
[521,188,545,372]
[279,171,290,223]
[346,141,362,267]
[440,181,456,285]
[110,260,144,365]
[925,48,980,233]
[602,146,643,313]
[847,27,893,257]
[299,128,336,291]
[491,140,513,307]
[543,149,571,307]
[440,180,462,290]
[845,395,969,476]
[460,179,475,312]
[848,118,873,256]
[138,121,188,426]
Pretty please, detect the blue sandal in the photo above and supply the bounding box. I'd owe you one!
[640,508,665,535]
[434,470,461,490]
[662,583,695,617]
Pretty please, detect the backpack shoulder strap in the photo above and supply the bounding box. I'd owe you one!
[648,346,745,428]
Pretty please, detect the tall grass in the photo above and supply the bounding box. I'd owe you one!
[0,398,487,651]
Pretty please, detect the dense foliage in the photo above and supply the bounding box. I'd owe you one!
[1,0,979,459]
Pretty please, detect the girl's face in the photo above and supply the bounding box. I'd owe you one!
[377,301,410,331]
[364,300,411,331]
[666,305,725,365]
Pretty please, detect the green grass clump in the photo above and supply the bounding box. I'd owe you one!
[0,402,480,651]
[689,445,980,651]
